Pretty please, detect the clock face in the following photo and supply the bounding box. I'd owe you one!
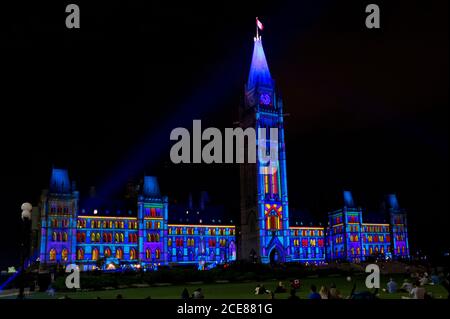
[260,93,271,105]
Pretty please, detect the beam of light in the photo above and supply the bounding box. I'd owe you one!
[96,54,244,199]
[343,190,355,207]
[95,2,326,199]
[0,251,39,292]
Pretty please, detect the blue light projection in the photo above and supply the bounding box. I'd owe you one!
[343,190,355,207]
[35,33,410,271]
[143,176,161,198]
[49,168,71,194]
[247,38,273,90]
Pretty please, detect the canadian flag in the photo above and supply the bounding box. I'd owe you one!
[256,17,264,31]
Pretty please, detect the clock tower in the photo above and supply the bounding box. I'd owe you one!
[239,34,291,263]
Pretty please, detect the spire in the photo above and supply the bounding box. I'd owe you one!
[247,36,273,91]
[387,194,400,210]
[343,190,355,208]
[143,176,161,198]
[49,168,71,194]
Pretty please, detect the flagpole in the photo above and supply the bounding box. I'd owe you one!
[256,17,259,40]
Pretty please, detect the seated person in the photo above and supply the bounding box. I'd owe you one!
[192,288,204,299]
[308,285,322,299]
[400,279,413,293]
[274,281,287,293]
[287,288,300,300]
[259,284,270,294]
[329,283,342,299]
[387,278,398,293]
[419,275,429,286]
[410,281,426,299]
[254,284,262,295]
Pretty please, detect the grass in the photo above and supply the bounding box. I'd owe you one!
[9,274,448,300]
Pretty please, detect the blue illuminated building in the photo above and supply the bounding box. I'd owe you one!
[238,34,410,264]
[36,31,409,270]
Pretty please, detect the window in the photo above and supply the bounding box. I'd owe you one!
[130,248,137,260]
[49,249,57,261]
[155,249,160,259]
[77,248,84,260]
[116,248,123,259]
[61,249,68,261]
[92,248,99,260]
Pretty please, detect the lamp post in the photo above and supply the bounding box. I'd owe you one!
[18,203,32,299]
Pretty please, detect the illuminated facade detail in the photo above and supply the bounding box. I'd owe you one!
[239,35,410,264]
[38,169,237,270]
[38,31,410,269]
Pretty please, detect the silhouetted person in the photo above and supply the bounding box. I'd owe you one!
[308,285,321,299]
[192,288,204,299]
[287,289,300,300]
[181,288,190,300]
[274,281,287,293]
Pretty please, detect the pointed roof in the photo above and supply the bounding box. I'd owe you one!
[143,176,161,198]
[387,194,399,210]
[49,168,71,194]
[343,190,355,208]
[247,38,273,90]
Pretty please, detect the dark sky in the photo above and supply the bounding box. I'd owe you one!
[1,0,448,268]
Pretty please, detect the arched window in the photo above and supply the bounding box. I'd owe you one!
[63,232,68,242]
[92,248,99,260]
[104,247,111,258]
[130,248,136,260]
[168,238,172,246]
[96,233,101,242]
[52,232,57,242]
[155,249,160,259]
[108,233,112,242]
[61,248,68,261]
[146,248,151,259]
[91,220,95,228]
[91,232,96,242]
[133,234,138,243]
[77,248,84,260]
[49,248,57,261]
[116,248,123,259]
[120,233,124,242]
[155,233,159,242]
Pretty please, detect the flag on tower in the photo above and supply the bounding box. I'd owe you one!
[256,17,264,31]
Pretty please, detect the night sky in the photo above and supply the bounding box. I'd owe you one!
[1,0,448,268]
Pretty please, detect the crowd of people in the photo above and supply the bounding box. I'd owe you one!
[248,270,450,300]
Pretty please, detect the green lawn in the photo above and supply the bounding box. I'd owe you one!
[15,274,449,299]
